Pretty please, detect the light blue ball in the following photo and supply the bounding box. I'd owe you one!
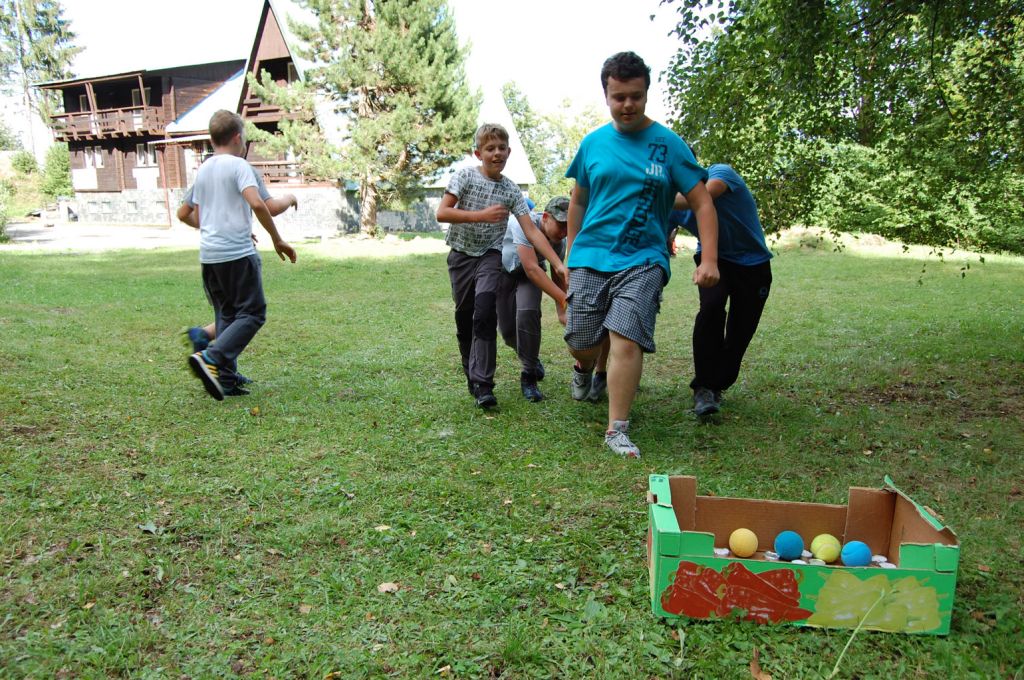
[841,540,872,567]
[774,530,804,561]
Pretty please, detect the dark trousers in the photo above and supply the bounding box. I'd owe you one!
[691,253,772,392]
[448,249,502,390]
[202,254,266,388]
[496,268,543,376]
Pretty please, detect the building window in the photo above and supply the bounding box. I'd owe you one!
[93,146,103,168]
[78,94,90,112]
[131,87,152,108]
[136,143,157,167]
[84,147,94,168]
[127,201,138,212]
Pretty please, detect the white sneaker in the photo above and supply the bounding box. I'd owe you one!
[605,424,640,458]
[571,366,593,401]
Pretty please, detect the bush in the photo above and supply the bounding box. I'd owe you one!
[41,143,72,199]
[11,150,38,175]
[0,122,20,151]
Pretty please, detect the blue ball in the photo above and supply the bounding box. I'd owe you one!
[841,540,872,567]
[774,530,804,561]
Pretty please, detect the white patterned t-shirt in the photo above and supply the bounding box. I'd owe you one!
[443,167,530,256]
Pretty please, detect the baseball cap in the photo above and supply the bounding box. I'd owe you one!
[525,197,536,211]
[544,196,570,222]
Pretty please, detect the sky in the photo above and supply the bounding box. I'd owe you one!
[58,0,684,121]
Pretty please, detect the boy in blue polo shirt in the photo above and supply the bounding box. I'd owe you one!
[669,161,772,417]
[564,52,720,458]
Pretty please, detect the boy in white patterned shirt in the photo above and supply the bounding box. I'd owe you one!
[437,123,568,408]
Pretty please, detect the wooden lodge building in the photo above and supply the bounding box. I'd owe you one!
[37,0,533,233]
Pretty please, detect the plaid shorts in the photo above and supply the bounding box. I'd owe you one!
[564,264,667,353]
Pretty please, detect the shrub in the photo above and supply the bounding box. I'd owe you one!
[11,150,38,175]
[41,143,72,199]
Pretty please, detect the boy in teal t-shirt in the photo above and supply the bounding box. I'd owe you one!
[564,51,720,458]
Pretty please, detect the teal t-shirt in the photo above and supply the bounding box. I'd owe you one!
[565,121,706,279]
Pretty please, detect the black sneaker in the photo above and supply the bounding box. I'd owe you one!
[693,387,719,416]
[536,360,546,381]
[224,384,251,397]
[236,373,253,385]
[472,383,498,409]
[521,372,544,402]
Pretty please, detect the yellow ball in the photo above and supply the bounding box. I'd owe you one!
[811,533,842,563]
[729,528,759,558]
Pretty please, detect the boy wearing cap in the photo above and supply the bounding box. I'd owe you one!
[497,196,570,402]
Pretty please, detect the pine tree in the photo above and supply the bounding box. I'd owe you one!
[250,0,480,236]
[0,0,81,155]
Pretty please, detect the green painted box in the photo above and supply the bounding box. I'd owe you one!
[647,475,960,635]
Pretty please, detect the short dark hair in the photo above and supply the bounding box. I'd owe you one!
[209,109,244,147]
[601,52,651,93]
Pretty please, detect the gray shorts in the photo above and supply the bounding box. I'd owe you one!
[564,264,666,353]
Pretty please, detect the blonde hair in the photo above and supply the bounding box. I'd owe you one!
[209,109,244,147]
[474,123,509,149]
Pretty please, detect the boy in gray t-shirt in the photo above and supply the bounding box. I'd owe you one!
[184,110,296,401]
[436,123,567,409]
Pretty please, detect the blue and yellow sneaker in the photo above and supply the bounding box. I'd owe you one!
[188,351,224,401]
[182,326,211,353]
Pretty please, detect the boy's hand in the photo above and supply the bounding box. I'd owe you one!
[287,194,299,211]
[693,260,719,288]
[478,204,509,223]
[251,232,259,244]
[274,239,297,263]
[553,262,569,283]
[557,300,567,326]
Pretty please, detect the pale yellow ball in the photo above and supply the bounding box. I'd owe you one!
[729,528,759,558]
[811,533,842,563]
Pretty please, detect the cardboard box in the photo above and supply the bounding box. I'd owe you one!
[647,475,959,635]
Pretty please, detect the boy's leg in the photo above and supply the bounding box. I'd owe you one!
[447,250,477,389]
[607,331,643,424]
[514,276,543,376]
[717,261,772,391]
[564,267,612,399]
[496,270,518,351]
[203,255,266,388]
[467,250,502,394]
[690,253,731,393]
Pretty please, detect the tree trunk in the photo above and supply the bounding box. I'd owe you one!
[359,172,378,237]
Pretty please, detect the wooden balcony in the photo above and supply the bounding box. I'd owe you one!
[50,106,165,141]
[250,159,333,186]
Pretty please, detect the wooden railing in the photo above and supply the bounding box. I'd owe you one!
[49,106,165,140]
[249,159,306,185]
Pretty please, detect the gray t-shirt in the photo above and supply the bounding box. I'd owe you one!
[443,167,530,257]
[501,212,566,274]
[185,154,261,264]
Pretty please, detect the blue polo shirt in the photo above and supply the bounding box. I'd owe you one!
[669,164,772,266]
[566,121,706,280]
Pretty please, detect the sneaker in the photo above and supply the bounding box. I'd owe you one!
[236,373,253,385]
[605,424,641,459]
[223,384,251,397]
[472,384,498,409]
[182,326,211,353]
[586,371,608,403]
[521,372,544,402]
[571,365,593,401]
[188,351,224,401]
[693,387,719,416]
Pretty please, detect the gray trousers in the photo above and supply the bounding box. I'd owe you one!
[496,268,543,376]
[202,254,266,388]
[447,249,502,390]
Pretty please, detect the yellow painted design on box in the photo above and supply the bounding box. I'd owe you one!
[808,571,941,632]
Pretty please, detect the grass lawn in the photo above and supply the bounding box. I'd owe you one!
[1,238,1022,678]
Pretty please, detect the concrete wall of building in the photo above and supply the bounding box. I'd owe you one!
[63,186,449,236]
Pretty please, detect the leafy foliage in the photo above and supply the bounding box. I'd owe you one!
[0,121,20,150]
[10,149,36,175]
[663,0,1024,253]
[502,82,604,206]
[250,0,479,236]
[0,0,81,134]
[40,142,71,199]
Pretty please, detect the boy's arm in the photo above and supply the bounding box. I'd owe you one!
[242,186,297,263]
[685,182,719,287]
[517,213,567,282]
[519,245,568,312]
[265,194,298,217]
[567,184,588,259]
[436,192,509,224]
[674,179,729,209]
[177,203,199,229]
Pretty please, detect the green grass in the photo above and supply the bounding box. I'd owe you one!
[1,241,1022,678]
